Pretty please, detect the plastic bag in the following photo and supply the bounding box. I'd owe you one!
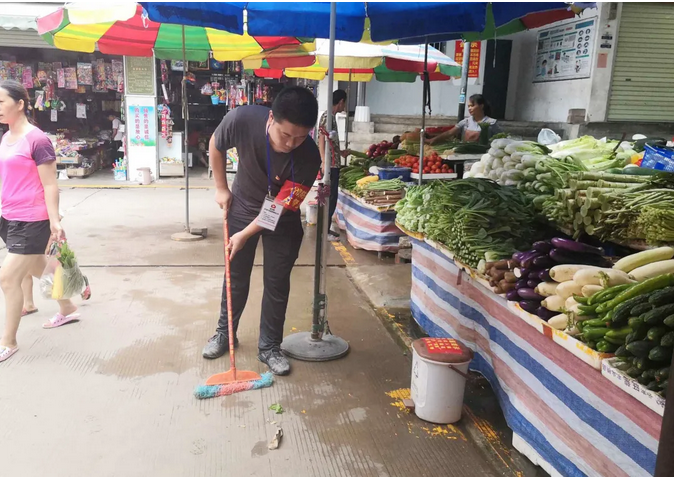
[537,128,561,145]
[40,242,87,300]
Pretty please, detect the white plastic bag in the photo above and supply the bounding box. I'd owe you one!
[39,242,87,300]
[537,128,561,145]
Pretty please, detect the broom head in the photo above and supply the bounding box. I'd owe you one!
[205,368,262,386]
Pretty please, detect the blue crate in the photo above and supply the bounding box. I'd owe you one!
[641,144,674,173]
[378,167,411,181]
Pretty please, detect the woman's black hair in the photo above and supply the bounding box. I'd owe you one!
[271,86,319,128]
[0,80,36,125]
[469,94,492,117]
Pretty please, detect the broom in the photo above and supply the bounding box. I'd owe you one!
[194,215,274,400]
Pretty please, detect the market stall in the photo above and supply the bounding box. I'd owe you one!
[393,135,674,476]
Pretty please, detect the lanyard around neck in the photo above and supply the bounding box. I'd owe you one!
[266,126,295,198]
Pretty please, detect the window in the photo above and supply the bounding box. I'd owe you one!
[429,42,446,53]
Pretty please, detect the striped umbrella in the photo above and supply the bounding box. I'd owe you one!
[37,3,314,61]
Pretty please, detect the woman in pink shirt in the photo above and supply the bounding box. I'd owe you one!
[0,80,79,363]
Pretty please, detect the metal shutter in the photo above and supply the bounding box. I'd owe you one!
[607,3,674,122]
[0,29,55,49]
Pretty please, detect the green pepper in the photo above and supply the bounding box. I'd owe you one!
[583,326,610,341]
[590,283,634,306]
[606,326,633,340]
[583,318,611,328]
[598,274,674,315]
[597,340,618,353]
[579,304,600,314]
[604,335,626,345]
[573,294,589,305]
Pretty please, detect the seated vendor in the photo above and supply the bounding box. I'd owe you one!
[428,94,501,144]
[188,126,209,168]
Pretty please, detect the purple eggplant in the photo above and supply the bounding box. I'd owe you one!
[521,252,544,269]
[512,251,528,262]
[550,248,611,267]
[527,278,541,289]
[532,255,555,268]
[536,307,558,321]
[514,267,530,279]
[532,241,552,253]
[519,300,541,314]
[518,288,545,302]
[505,289,521,301]
[551,237,604,256]
[515,279,529,290]
[539,269,552,282]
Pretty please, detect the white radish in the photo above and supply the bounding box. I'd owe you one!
[629,259,674,281]
[556,281,584,300]
[565,296,578,310]
[542,295,565,312]
[613,247,674,273]
[549,264,602,283]
[548,314,568,330]
[581,284,603,297]
[573,268,635,287]
[535,282,559,297]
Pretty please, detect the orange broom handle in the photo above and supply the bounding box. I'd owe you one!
[223,216,237,379]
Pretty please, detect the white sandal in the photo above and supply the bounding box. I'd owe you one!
[0,346,18,363]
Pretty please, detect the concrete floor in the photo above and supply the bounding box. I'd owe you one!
[0,187,530,476]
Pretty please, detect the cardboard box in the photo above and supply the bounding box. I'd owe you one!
[66,165,95,178]
[160,162,185,177]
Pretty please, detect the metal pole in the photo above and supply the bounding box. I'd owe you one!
[344,70,352,158]
[357,81,366,106]
[418,40,429,186]
[182,25,190,232]
[313,1,336,340]
[458,41,471,121]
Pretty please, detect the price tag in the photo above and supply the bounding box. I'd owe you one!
[256,196,282,231]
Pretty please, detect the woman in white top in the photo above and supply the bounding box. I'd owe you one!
[108,113,124,160]
[429,94,501,144]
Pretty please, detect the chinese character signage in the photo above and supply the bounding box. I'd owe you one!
[128,105,157,147]
[454,41,481,78]
[534,17,596,82]
[125,56,155,95]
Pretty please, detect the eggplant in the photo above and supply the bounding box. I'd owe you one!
[521,252,544,269]
[532,255,555,268]
[527,278,541,289]
[518,288,545,302]
[505,289,521,301]
[514,267,530,279]
[512,251,528,262]
[536,307,558,321]
[532,241,552,253]
[550,248,611,267]
[515,278,529,289]
[519,300,541,314]
[551,237,604,256]
[539,269,552,282]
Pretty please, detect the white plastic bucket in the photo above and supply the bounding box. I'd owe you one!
[306,201,318,225]
[411,347,470,424]
[137,167,152,185]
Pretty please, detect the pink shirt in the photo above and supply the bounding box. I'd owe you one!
[0,127,55,222]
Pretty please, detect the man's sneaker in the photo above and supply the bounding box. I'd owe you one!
[202,333,238,359]
[258,348,291,376]
[327,232,340,242]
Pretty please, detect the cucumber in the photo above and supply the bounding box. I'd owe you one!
[657,367,670,381]
[647,326,669,343]
[626,367,641,378]
[642,303,674,325]
[647,380,662,391]
[649,286,674,307]
[626,340,657,358]
[611,294,651,324]
[615,344,630,358]
[662,332,674,347]
[630,302,654,317]
[638,375,651,385]
[635,357,654,371]
[628,317,644,329]
[642,369,657,381]
[665,314,674,328]
[649,346,673,363]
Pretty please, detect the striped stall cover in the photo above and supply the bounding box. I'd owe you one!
[335,189,404,253]
[409,238,661,477]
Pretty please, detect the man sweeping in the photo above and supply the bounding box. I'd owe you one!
[203,86,321,376]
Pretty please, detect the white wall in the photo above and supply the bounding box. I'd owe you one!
[504,5,613,123]
[364,41,487,118]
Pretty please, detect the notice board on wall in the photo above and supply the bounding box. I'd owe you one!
[454,41,481,78]
[533,17,596,82]
[125,56,155,95]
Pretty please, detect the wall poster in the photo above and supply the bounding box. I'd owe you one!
[534,17,596,82]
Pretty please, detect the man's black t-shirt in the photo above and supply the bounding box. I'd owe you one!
[213,105,320,222]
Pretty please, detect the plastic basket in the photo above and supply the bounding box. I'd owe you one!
[641,144,674,172]
[378,167,411,181]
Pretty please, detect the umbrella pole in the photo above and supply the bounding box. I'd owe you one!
[418,40,429,186]
[458,41,471,121]
[172,25,203,242]
[344,70,352,158]
[281,0,349,362]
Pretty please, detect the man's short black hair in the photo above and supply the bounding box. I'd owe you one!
[333,89,347,106]
[271,86,318,128]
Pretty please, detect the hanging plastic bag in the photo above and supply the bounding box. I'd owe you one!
[537,128,561,145]
[40,241,89,301]
[200,83,213,96]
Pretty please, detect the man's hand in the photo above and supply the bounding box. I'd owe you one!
[427,135,438,145]
[215,188,232,217]
[227,231,249,259]
[340,149,351,159]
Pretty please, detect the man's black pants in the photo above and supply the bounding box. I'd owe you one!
[328,167,340,228]
[216,211,304,351]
